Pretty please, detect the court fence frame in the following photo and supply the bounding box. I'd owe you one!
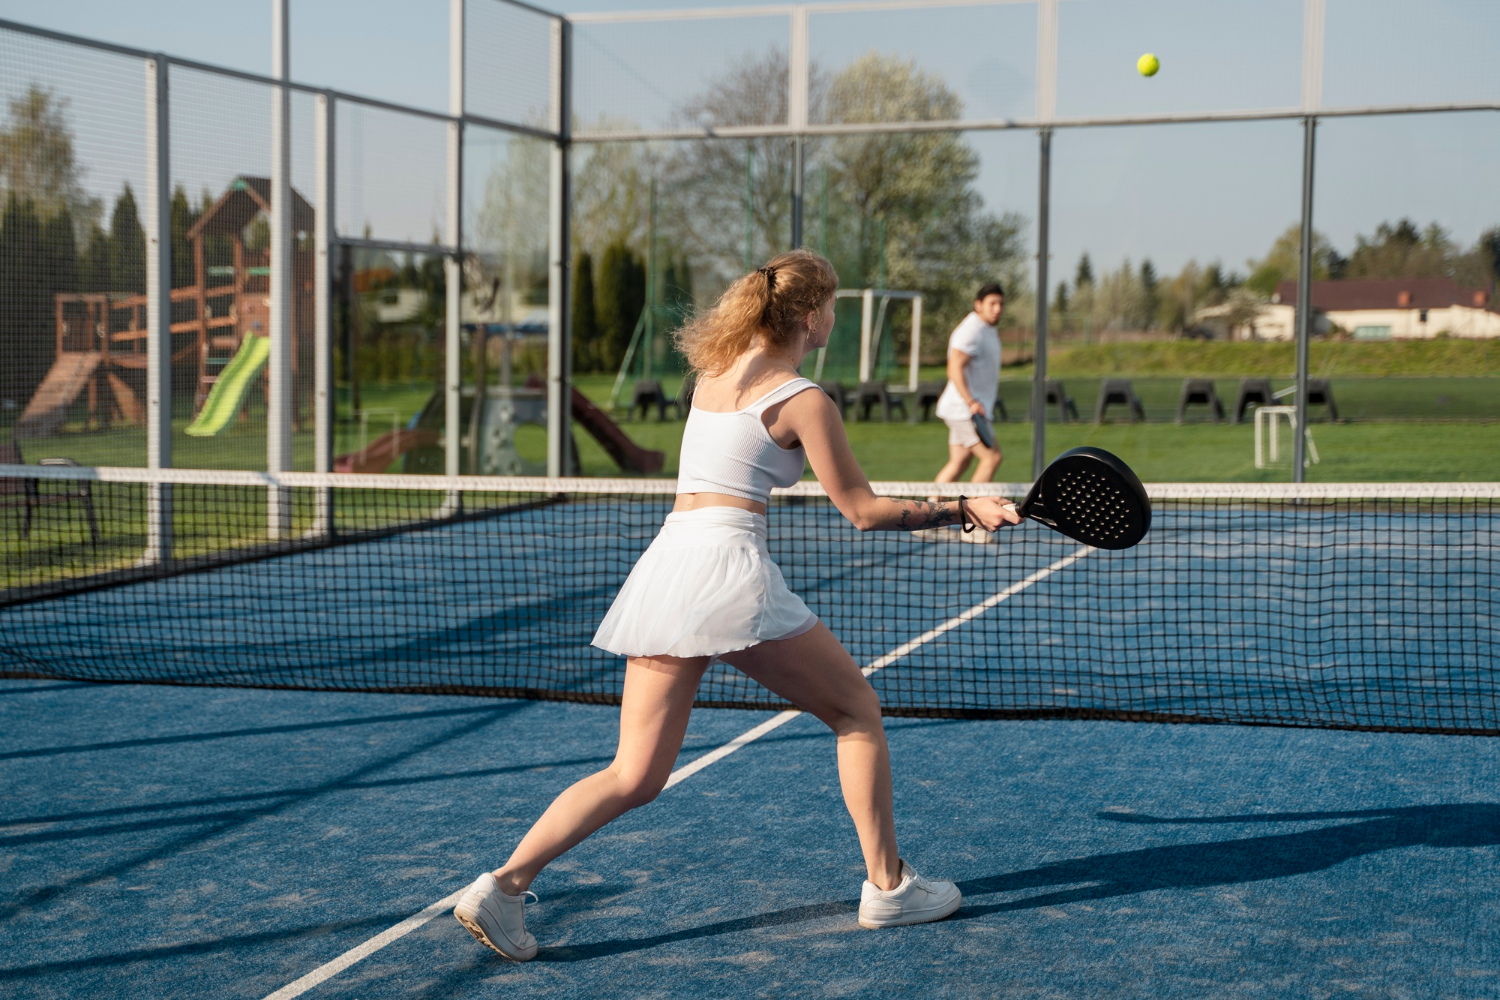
[1,0,1498,554]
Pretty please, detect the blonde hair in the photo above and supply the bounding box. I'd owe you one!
[675,249,839,376]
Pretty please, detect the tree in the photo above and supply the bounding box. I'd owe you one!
[108,184,145,294]
[596,240,645,371]
[1139,259,1159,329]
[815,53,1028,337]
[1343,218,1458,281]
[571,251,601,372]
[1244,224,1341,295]
[80,223,110,293]
[658,50,816,287]
[0,86,100,238]
[170,186,197,289]
[1075,252,1094,288]
[0,195,47,407]
[472,135,550,323]
[646,50,1029,340]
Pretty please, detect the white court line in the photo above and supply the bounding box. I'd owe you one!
[261,543,1095,999]
[262,891,467,1000]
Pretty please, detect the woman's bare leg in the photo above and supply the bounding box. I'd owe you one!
[493,654,709,894]
[721,623,902,890]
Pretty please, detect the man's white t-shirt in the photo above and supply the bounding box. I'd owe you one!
[935,312,1002,421]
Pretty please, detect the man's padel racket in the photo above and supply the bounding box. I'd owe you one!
[971,411,997,450]
[1011,446,1151,549]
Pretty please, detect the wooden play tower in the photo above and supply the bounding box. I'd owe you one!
[20,177,313,438]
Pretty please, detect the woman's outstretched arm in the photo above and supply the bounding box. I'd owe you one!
[775,388,1023,533]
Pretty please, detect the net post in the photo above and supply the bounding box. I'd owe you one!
[445,0,466,504]
[547,14,574,478]
[1293,115,1317,481]
[267,0,293,538]
[312,91,335,535]
[143,54,173,565]
[1032,126,1052,480]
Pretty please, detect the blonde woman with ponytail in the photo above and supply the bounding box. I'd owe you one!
[454,250,1023,960]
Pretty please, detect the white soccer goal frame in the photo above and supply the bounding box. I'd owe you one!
[816,288,925,390]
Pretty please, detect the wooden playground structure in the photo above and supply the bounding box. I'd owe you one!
[19,177,313,439]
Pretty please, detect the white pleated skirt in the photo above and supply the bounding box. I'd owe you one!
[591,506,818,659]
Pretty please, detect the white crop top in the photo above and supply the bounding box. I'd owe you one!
[676,377,820,504]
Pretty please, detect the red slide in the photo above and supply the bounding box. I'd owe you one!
[570,387,665,474]
[334,428,441,474]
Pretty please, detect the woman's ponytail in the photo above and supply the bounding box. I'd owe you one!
[676,250,838,375]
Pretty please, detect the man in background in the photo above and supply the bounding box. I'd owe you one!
[932,283,1005,485]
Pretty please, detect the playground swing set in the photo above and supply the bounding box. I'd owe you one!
[18,176,314,441]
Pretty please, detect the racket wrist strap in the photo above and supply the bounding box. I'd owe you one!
[957,495,974,534]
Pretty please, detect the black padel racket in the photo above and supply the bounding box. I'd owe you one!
[1013,446,1151,549]
[971,411,997,450]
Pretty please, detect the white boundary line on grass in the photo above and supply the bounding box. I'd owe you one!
[260,543,1096,999]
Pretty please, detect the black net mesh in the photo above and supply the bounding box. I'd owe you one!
[1,466,1495,735]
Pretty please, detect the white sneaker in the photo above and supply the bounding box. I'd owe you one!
[858,861,962,929]
[453,873,538,961]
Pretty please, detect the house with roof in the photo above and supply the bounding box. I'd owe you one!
[1197,278,1500,340]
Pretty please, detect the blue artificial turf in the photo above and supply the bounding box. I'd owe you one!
[2,679,1496,999]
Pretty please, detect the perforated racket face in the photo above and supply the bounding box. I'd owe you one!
[1019,447,1151,549]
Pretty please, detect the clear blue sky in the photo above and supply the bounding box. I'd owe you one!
[2,0,1497,290]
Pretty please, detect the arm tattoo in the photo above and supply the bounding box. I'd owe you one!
[895,500,959,530]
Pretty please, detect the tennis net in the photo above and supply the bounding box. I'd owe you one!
[1,464,1496,735]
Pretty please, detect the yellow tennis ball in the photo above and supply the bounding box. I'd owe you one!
[1137,53,1160,77]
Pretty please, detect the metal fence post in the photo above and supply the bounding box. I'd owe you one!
[446,0,465,487]
[314,91,335,532]
[1293,116,1317,481]
[547,15,573,478]
[143,55,172,564]
[267,0,292,536]
[789,5,808,249]
[1032,127,1052,480]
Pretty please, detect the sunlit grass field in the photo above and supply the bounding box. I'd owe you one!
[4,339,1496,483]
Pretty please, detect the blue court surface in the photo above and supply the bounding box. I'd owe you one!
[2,678,1496,999]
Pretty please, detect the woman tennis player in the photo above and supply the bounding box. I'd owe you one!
[454,249,1022,960]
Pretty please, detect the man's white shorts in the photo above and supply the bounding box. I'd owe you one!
[944,416,981,448]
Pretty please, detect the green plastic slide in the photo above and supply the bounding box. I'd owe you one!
[185,335,270,437]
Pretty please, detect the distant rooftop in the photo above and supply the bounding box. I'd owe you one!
[1274,278,1495,312]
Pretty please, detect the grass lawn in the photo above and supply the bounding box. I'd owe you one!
[587,414,1498,483]
[8,372,1496,483]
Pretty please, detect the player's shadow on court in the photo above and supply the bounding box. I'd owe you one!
[538,803,1498,961]
[951,802,1500,918]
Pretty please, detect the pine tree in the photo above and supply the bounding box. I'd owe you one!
[0,195,48,406]
[1075,252,1094,288]
[28,207,79,396]
[596,240,645,372]
[80,223,111,293]
[108,183,146,294]
[170,185,197,289]
[1139,259,1158,329]
[571,251,600,372]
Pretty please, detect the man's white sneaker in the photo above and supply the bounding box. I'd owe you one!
[858,861,962,929]
[453,873,538,961]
